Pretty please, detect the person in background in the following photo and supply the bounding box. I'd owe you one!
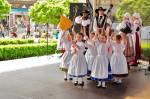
[116,13,134,67]
[0,24,5,38]
[130,13,142,66]
[26,23,30,38]
[11,23,18,38]
[93,7,112,34]
[73,10,91,37]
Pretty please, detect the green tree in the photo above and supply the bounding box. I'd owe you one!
[29,0,78,25]
[116,0,150,25]
[0,0,11,20]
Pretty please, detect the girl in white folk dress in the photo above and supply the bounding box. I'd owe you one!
[60,31,73,81]
[91,33,110,88]
[85,32,97,80]
[110,34,128,84]
[68,33,88,86]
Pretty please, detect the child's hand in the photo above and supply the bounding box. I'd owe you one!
[84,35,89,41]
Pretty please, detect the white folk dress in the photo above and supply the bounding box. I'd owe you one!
[60,37,72,72]
[91,41,109,81]
[85,40,97,72]
[68,42,88,77]
[110,43,128,77]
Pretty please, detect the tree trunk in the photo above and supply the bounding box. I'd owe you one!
[46,23,49,55]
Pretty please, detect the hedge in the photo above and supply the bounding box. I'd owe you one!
[0,43,57,61]
[141,42,150,60]
[0,38,57,45]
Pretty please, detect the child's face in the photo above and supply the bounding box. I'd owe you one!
[67,34,72,41]
[99,35,107,43]
[76,34,83,42]
[116,38,122,43]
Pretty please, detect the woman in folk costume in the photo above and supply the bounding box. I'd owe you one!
[116,13,134,66]
[109,34,128,84]
[68,33,88,87]
[91,32,111,88]
[59,31,73,81]
[93,7,112,34]
[84,32,97,80]
[130,13,142,66]
[72,10,91,37]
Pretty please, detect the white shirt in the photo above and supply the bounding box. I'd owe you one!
[75,16,90,27]
[93,16,112,32]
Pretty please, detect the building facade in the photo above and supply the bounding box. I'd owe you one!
[7,0,36,28]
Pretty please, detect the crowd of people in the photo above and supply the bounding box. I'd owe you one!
[57,6,142,88]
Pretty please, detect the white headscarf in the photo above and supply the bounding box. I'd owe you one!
[132,13,142,26]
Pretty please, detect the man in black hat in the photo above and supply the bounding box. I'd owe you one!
[93,7,112,34]
[72,10,91,37]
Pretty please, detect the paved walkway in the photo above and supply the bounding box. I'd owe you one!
[0,54,60,73]
[0,56,150,99]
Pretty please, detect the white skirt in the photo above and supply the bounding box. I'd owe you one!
[68,53,88,77]
[60,51,72,70]
[85,51,95,71]
[91,55,109,81]
[110,53,128,76]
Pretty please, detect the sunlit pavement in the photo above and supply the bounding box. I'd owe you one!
[0,54,60,73]
[0,55,150,99]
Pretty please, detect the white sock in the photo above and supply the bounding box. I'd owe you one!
[102,81,106,87]
[64,72,67,78]
[97,81,101,86]
[69,75,72,79]
[118,79,122,83]
[78,77,84,83]
[113,78,118,82]
[74,77,78,83]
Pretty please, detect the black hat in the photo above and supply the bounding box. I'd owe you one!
[95,7,106,13]
[80,10,90,16]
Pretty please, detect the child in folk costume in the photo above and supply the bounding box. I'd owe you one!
[60,31,73,81]
[68,33,88,86]
[110,35,128,84]
[85,32,97,80]
[91,33,110,88]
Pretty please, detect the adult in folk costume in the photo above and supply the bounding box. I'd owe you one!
[93,7,112,34]
[72,10,91,37]
[130,13,142,66]
[116,13,134,65]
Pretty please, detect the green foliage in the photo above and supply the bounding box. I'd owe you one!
[141,41,150,60]
[0,38,57,45]
[0,39,33,45]
[0,43,57,61]
[0,0,11,20]
[29,0,78,25]
[116,0,150,25]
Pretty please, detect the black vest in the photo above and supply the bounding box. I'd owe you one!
[120,22,132,34]
[96,15,107,28]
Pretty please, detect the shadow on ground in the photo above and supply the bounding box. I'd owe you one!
[0,64,150,99]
